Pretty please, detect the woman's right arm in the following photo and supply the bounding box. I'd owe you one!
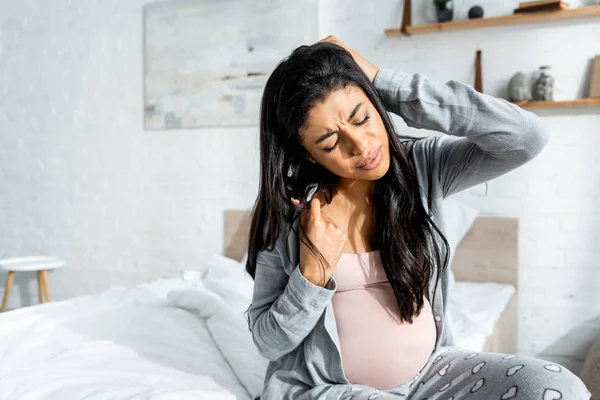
[247,246,336,361]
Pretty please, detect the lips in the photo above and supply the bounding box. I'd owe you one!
[357,145,382,169]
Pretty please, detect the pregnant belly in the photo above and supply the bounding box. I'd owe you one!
[332,283,437,389]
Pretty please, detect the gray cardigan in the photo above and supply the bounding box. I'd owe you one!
[247,69,549,400]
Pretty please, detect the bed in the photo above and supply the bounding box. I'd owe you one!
[0,205,517,400]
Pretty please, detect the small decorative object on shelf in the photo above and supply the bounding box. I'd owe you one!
[533,65,555,101]
[508,72,532,102]
[468,6,485,19]
[434,0,454,23]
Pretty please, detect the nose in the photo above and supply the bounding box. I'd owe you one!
[347,130,369,156]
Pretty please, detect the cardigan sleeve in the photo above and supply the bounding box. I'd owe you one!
[374,69,549,198]
[247,246,336,361]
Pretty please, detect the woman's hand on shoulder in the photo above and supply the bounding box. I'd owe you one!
[317,35,380,83]
[293,196,347,287]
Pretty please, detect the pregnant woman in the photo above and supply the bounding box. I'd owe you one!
[244,36,590,400]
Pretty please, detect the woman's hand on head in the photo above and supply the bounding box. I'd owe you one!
[317,35,380,83]
[298,197,348,287]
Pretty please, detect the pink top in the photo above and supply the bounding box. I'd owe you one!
[331,250,437,389]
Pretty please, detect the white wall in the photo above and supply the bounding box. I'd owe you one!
[1,0,599,373]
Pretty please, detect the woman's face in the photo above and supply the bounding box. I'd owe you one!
[299,85,390,182]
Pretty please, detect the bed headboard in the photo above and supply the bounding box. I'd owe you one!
[224,210,518,288]
[224,210,253,263]
[451,217,518,288]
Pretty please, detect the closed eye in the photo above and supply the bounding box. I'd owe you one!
[324,139,338,153]
[354,114,370,126]
[324,114,371,153]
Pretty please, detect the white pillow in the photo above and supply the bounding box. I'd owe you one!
[203,254,254,318]
[440,198,479,291]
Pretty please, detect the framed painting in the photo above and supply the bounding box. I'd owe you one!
[144,0,319,129]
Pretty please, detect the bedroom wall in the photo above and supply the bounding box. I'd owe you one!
[1,0,599,373]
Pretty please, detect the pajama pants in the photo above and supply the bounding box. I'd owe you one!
[341,347,591,400]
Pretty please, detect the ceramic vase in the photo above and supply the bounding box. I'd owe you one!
[533,66,554,101]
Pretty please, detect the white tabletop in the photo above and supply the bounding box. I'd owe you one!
[0,256,66,272]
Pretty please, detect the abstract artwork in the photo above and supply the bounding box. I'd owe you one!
[144,0,319,129]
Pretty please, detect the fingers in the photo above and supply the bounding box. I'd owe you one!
[318,35,344,49]
[291,197,300,206]
[317,34,337,44]
[309,197,321,222]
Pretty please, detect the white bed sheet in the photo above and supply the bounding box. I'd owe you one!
[0,278,250,400]
[448,281,516,352]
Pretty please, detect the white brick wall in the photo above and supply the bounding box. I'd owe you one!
[1,0,599,374]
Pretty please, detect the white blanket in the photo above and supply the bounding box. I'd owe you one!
[0,278,250,400]
[167,288,268,398]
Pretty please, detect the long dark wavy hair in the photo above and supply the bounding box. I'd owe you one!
[245,42,450,323]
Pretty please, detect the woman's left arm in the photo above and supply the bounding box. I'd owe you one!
[374,69,550,198]
[317,35,549,198]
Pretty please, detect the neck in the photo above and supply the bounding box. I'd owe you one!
[334,178,375,210]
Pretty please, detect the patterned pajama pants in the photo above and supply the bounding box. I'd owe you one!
[341,347,591,400]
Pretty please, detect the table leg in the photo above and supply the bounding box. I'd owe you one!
[37,271,45,304]
[41,270,51,302]
[1,271,15,312]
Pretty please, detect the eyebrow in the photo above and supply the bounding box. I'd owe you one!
[313,102,364,145]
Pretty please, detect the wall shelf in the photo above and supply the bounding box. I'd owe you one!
[512,98,600,109]
[471,50,600,111]
[386,4,600,37]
